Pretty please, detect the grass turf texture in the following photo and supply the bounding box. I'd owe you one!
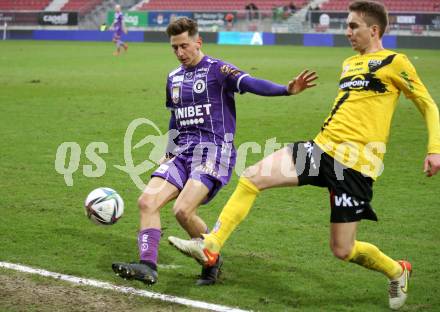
[0,40,439,311]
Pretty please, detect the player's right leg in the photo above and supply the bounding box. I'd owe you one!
[169,146,299,265]
[112,177,179,285]
[172,178,210,238]
[171,178,227,285]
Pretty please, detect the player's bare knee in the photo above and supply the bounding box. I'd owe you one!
[330,244,352,260]
[173,204,194,224]
[242,165,264,189]
[137,194,159,214]
[242,165,257,179]
[174,210,192,225]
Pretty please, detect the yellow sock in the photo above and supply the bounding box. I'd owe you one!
[346,240,402,279]
[204,177,260,253]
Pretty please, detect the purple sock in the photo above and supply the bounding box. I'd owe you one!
[138,228,161,267]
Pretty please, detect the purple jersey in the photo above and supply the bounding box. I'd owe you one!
[113,12,123,34]
[166,55,249,148]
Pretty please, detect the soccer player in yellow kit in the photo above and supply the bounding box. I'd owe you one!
[168,1,440,309]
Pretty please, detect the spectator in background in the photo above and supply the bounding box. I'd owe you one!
[273,5,284,21]
[282,3,297,19]
[311,4,321,11]
[225,12,234,31]
[288,1,297,13]
[306,3,321,20]
[245,2,259,21]
[252,3,259,19]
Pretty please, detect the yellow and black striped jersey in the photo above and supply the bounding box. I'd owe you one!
[314,49,440,179]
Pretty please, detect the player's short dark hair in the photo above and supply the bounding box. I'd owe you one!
[166,17,199,38]
[349,1,388,38]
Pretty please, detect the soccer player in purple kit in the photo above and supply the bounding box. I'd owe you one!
[111,4,128,56]
[112,17,318,286]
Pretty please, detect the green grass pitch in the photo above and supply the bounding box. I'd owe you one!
[0,40,439,311]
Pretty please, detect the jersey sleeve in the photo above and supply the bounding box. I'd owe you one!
[166,111,178,156]
[214,61,249,93]
[239,76,289,96]
[391,54,428,99]
[393,54,440,153]
[165,78,173,109]
[413,96,440,154]
[165,77,179,155]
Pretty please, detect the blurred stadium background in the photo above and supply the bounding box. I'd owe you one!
[1,0,440,48]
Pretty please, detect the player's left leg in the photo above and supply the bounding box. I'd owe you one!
[331,222,411,310]
[172,178,210,238]
[172,178,224,285]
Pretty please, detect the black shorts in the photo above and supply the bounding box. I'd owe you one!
[288,141,377,223]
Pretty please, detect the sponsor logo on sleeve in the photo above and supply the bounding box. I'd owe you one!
[220,65,242,77]
[400,71,414,92]
[172,86,180,104]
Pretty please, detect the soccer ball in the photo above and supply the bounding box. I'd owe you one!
[84,187,124,225]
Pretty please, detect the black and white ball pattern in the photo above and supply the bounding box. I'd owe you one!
[84,187,124,225]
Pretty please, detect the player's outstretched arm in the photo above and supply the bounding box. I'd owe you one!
[411,96,440,177]
[396,55,440,177]
[424,154,440,177]
[287,70,318,95]
[239,70,318,97]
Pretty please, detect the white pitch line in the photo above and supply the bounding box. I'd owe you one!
[0,261,249,312]
[157,264,182,269]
